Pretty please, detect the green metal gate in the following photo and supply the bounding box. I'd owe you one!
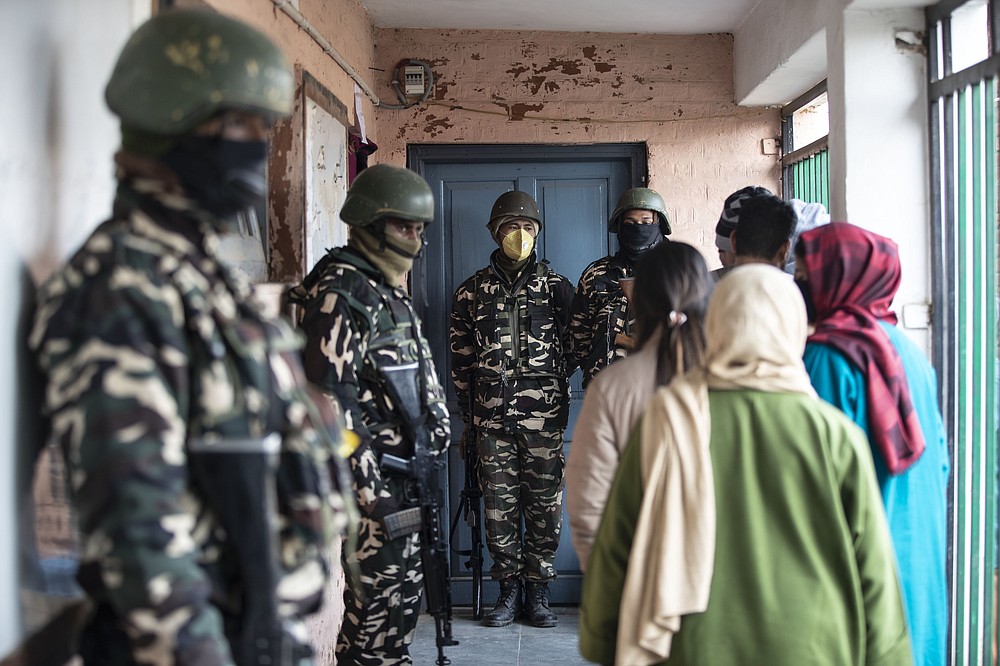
[781,80,830,210]
[927,1,1000,663]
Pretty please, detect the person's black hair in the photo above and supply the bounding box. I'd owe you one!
[732,194,797,261]
[633,240,713,387]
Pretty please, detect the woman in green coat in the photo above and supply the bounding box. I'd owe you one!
[580,264,912,666]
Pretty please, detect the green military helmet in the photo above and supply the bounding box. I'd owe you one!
[340,164,434,227]
[105,9,294,137]
[487,191,542,234]
[610,187,671,235]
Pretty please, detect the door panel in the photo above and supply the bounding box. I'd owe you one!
[412,145,643,606]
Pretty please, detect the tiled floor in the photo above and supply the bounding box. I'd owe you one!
[410,607,590,666]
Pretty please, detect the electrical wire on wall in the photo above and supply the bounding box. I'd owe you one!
[271,0,433,110]
[421,99,776,125]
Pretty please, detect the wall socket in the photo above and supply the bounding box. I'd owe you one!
[761,138,780,155]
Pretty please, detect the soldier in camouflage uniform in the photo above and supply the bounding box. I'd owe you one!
[569,188,671,388]
[449,191,575,628]
[288,164,451,666]
[29,10,354,665]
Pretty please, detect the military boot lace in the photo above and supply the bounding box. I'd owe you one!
[524,581,557,628]
[482,577,521,627]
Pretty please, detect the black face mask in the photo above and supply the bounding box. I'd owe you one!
[618,224,663,262]
[795,278,818,323]
[160,135,269,224]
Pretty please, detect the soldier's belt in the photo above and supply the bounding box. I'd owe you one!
[381,507,422,540]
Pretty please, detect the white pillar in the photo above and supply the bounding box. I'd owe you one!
[0,0,149,655]
[826,7,932,353]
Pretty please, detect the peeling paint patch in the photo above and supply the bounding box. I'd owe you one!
[471,53,482,60]
[434,80,454,100]
[582,45,597,60]
[526,75,547,95]
[538,58,582,75]
[610,74,624,89]
[507,64,530,78]
[496,102,544,121]
[633,75,647,84]
[423,114,454,137]
[594,63,615,73]
[544,81,560,94]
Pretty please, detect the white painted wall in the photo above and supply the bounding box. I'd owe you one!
[735,0,932,106]
[736,0,933,354]
[827,7,931,353]
[0,0,148,655]
[734,0,830,105]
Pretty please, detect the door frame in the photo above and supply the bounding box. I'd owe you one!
[407,142,648,607]
[407,143,648,321]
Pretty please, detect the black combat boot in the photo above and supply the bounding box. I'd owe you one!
[482,576,522,627]
[524,581,558,628]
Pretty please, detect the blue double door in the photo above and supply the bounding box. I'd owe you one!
[409,144,645,606]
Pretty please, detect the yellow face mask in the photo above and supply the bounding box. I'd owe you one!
[501,228,535,262]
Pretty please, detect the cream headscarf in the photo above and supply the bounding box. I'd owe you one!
[615,264,814,666]
[705,264,816,396]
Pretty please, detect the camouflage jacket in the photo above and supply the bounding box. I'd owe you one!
[30,181,351,665]
[290,246,450,517]
[450,252,575,434]
[569,252,635,388]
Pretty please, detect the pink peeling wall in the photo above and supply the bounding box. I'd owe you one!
[373,28,781,263]
[208,0,377,126]
[207,0,380,282]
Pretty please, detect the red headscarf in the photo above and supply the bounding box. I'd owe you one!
[798,222,925,474]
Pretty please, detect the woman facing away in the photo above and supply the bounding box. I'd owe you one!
[566,240,712,570]
[579,264,912,666]
[795,222,949,666]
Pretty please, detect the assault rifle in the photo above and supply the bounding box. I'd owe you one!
[448,399,485,619]
[379,362,458,666]
[189,434,299,665]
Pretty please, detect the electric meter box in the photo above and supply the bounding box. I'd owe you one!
[403,66,426,95]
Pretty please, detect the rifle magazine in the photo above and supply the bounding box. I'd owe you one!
[381,507,422,540]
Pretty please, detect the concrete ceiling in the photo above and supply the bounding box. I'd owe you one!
[359,0,763,34]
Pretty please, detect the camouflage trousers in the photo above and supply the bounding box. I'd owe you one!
[336,478,424,666]
[478,430,565,581]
